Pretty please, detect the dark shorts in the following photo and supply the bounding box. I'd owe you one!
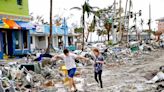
[68,68,76,78]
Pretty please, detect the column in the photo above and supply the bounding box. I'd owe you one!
[45,36,48,48]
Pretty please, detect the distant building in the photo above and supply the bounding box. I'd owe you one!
[30,18,80,51]
[0,0,34,59]
[156,17,164,32]
[122,31,149,42]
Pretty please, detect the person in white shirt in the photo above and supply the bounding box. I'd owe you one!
[52,49,89,92]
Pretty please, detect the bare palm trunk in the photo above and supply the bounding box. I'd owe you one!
[127,0,131,42]
[119,0,123,42]
[149,3,151,42]
[86,32,89,42]
[46,0,53,53]
[125,0,128,42]
[107,30,110,41]
[82,15,85,51]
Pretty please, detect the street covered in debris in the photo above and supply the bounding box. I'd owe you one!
[89,48,164,92]
[0,42,163,92]
[1,0,164,92]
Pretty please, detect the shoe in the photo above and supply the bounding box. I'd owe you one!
[74,89,78,92]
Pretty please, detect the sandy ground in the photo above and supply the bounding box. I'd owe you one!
[83,49,164,92]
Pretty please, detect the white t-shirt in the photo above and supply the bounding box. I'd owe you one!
[59,53,77,70]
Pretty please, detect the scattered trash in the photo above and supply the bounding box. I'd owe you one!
[0,41,162,92]
[146,66,164,84]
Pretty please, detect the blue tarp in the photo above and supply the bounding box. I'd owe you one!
[16,21,35,30]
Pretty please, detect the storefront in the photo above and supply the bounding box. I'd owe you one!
[0,0,33,59]
[30,19,69,50]
[0,19,34,59]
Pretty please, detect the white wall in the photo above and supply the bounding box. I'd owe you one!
[37,36,48,49]
[30,36,36,51]
[31,35,71,50]
[64,36,69,47]
[53,36,58,47]
[31,36,48,49]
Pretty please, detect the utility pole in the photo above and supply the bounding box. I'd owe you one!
[119,0,122,42]
[124,0,129,43]
[124,0,128,20]
[127,0,131,42]
[112,0,117,44]
[149,3,151,42]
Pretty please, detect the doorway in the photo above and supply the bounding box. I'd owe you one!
[68,36,73,46]
[2,31,8,55]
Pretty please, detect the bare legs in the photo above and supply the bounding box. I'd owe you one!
[68,78,77,91]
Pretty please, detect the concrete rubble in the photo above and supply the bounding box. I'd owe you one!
[0,41,163,92]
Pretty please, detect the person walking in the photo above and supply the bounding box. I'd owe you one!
[92,48,105,88]
[51,49,89,92]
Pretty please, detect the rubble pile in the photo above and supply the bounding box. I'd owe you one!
[0,41,163,92]
[0,58,90,92]
[0,60,65,92]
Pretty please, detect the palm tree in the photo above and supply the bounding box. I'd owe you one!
[74,27,83,33]
[104,20,112,41]
[95,6,113,41]
[46,0,53,53]
[86,15,97,42]
[70,1,98,50]
[97,29,102,41]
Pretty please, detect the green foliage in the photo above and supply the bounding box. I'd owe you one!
[75,27,83,33]
[82,1,92,17]
[0,0,29,16]
[108,40,113,45]
[88,15,97,32]
[97,29,102,36]
[107,40,119,46]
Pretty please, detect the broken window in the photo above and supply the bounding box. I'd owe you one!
[68,36,73,46]
[15,31,22,49]
[38,36,45,41]
[17,0,22,5]
[23,31,28,49]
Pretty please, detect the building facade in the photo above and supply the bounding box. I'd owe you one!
[157,17,164,32]
[30,18,78,51]
[0,0,34,59]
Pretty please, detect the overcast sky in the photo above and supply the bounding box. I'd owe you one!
[28,0,164,41]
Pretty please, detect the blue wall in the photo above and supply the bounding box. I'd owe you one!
[30,25,68,35]
[30,18,68,35]
[44,25,68,34]
[0,29,31,58]
[13,30,30,55]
